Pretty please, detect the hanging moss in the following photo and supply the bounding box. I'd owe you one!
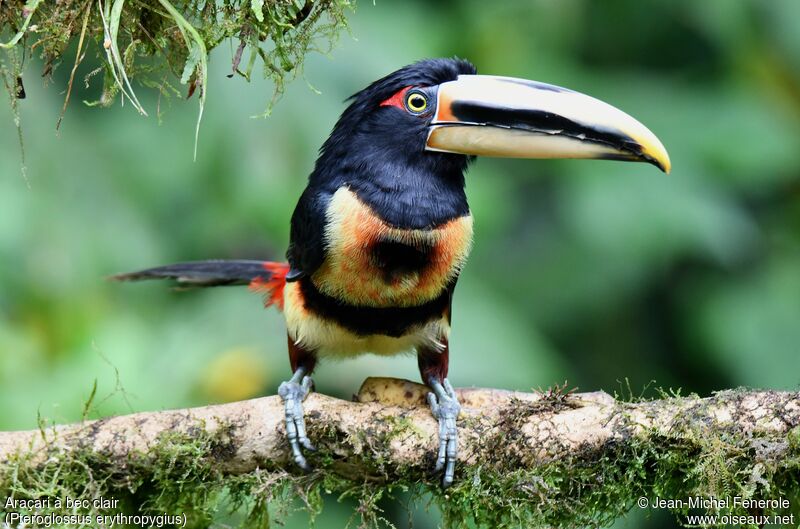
[0,0,354,158]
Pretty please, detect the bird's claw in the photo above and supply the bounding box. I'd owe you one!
[278,372,314,470]
[427,378,460,488]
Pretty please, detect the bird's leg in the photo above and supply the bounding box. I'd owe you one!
[427,377,460,487]
[418,342,460,488]
[279,337,317,470]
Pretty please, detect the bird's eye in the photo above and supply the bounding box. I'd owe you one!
[405,91,428,114]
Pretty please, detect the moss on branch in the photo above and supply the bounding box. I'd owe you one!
[1,379,799,528]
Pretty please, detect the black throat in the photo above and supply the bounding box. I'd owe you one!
[343,159,469,229]
[310,128,472,229]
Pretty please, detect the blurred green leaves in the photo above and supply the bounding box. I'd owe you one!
[1,0,798,417]
[1,2,800,526]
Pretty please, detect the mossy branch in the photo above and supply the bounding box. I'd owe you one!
[1,378,799,528]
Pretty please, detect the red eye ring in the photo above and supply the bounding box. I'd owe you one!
[380,86,412,109]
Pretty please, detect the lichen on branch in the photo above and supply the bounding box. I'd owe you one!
[1,378,799,528]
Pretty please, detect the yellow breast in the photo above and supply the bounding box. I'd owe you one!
[312,187,473,307]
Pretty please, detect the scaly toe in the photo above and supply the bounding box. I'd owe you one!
[428,378,461,488]
[279,374,314,471]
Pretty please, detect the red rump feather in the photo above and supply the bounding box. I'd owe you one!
[380,86,411,109]
[249,262,289,310]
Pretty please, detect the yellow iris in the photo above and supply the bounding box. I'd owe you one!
[406,92,427,113]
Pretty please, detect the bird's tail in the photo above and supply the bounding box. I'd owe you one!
[111,260,289,309]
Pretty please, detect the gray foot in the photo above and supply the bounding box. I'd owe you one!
[427,378,461,488]
[278,367,315,470]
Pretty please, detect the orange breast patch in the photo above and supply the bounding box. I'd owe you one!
[313,188,473,307]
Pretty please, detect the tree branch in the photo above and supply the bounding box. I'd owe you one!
[2,378,799,527]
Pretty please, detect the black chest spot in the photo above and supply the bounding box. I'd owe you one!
[371,238,433,283]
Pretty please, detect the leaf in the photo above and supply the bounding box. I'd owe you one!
[251,0,265,23]
[157,0,207,160]
[97,0,147,115]
[180,42,201,85]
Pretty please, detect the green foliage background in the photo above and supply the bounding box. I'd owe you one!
[1,0,799,527]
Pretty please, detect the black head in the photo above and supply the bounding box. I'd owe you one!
[311,58,478,190]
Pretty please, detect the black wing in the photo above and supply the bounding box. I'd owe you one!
[286,186,330,281]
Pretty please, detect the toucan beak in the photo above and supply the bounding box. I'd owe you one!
[426,75,671,173]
